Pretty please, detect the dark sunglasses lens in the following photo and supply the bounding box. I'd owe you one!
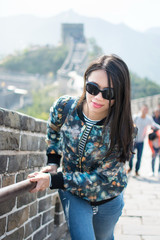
[86,83,99,95]
[102,89,114,100]
[86,82,115,100]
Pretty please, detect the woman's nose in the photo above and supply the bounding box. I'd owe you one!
[95,92,103,100]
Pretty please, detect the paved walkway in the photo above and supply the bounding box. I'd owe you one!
[115,138,160,240]
[61,138,160,240]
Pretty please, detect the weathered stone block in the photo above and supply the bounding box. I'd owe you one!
[0,217,6,236]
[24,215,41,238]
[0,175,2,188]
[17,191,37,208]
[8,154,27,173]
[20,114,36,132]
[38,196,52,213]
[29,201,38,218]
[39,136,47,151]
[2,174,15,187]
[7,206,29,231]
[0,108,4,125]
[33,225,47,240]
[28,154,46,168]
[0,131,20,150]
[35,120,42,132]
[0,155,8,174]
[16,171,27,182]
[40,120,47,134]
[46,187,57,197]
[47,220,55,236]
[37,189,46,198]
[0,198,16,215]
[4,226,24,240]
[20,134,39,151]
[3,110,21,129]
[42,207,55,225]
[51,223,68,240]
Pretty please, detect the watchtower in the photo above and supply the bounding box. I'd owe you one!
[61,23,85,45]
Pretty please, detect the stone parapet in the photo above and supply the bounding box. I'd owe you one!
[0,108,66,240]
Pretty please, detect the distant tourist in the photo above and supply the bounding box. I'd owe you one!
[28,54,136,240]
[127,104,160,176]
[153,108,160,125]
[148,129,160,177]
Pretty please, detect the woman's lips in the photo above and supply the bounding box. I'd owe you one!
[92,101,103,108]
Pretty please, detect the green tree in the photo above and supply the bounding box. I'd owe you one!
[88,38,103,61]
[0,45,68,76]
[130,72,160,99]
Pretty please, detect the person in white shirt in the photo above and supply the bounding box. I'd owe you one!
[127,104,160,176]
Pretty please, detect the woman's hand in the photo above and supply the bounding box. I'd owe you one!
[28,172,50,193]
[40,165,58,174]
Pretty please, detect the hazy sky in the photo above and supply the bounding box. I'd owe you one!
[0,0,160,31]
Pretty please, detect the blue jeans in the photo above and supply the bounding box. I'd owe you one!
[152,147,160,173]
[59,190,124,240]
[129,141,144,172]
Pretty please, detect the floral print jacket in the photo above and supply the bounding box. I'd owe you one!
[46,95,129,203]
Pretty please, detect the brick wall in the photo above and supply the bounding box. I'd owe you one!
[0,108,67,240]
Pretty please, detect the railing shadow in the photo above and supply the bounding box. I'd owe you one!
[0,179,37,203]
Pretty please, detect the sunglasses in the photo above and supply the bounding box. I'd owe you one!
[86,82,115,100]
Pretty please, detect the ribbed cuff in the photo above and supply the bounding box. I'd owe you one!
[47,153,61,167]
[50,172,64,189]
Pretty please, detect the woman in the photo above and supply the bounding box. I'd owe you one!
[28,54,135,240]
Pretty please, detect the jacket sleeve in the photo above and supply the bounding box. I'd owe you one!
[46,95,72,166]
[50,157,126,191]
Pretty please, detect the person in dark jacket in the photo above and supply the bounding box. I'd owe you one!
[28,54,136,240]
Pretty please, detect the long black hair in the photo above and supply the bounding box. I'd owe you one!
[78,54,134,163]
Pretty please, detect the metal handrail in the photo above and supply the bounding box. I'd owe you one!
[0,179,37,203]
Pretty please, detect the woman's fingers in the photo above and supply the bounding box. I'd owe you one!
[28,172,39,178]
[29,172,50,193]
[40,165,57,173]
